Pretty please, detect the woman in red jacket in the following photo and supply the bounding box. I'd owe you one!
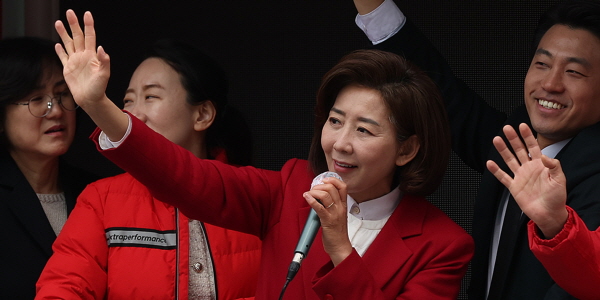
[36,38,261,299]
[53,10,474,299]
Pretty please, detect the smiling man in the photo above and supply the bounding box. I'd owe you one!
[524,24,600,150]
[353,0,600,299]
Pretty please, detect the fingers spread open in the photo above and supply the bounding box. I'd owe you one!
[486,160,512,189]
[97,46,110,67]
[66,9,85,52]
[541,155,565,184]
[492,135,521,174]
[503,125,530,165]
[83,11,96,52]
[54,43,68,66]
[55,20,74,55]
[519,123,542,160]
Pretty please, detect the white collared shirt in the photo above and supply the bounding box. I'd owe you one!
[347,186,401,256]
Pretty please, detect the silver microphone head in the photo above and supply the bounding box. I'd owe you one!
[311,171,342,189]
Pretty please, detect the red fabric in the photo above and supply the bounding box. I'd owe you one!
[87,113,474,299]
[529,206,600,300]
[36,171,261,299]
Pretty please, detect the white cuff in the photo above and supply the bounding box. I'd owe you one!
[98,113,132,150]
[355,0,405,45]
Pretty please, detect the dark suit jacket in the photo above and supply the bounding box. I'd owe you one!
[0,152,97,299]
[375,20,600,299]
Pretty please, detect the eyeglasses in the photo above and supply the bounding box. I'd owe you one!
[11,91,79,118]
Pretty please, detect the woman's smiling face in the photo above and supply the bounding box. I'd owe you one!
[321,85,406,202]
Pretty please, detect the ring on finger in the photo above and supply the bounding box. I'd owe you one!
[325,202,335,209]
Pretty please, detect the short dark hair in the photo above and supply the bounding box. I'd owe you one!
[308,49,450,196]
[143,39,252,165]
[533,0,600,52]
[0,37,62,149]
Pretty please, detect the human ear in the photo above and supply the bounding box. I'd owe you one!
[193,101,217,132]
[395,135,420,166]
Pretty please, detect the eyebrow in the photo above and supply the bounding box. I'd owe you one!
[535,48,592,68]
[32,79,68,91]
[54,80,67,88]
[330,107,380,126]
[125,83,165,95]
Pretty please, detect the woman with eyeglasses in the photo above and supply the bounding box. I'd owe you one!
[0,37,98,299]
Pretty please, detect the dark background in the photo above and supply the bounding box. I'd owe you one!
[58,1,561,298]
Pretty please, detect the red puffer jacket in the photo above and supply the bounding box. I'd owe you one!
[36,171,262,300]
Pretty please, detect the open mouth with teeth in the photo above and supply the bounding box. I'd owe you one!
[335,161,357,168]
[538,99,565,109]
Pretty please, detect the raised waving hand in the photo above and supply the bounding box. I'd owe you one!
[55,10,109,108]
[54,10,128,141]
[486,123,568,238]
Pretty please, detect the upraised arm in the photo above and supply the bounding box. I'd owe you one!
[55,10,128,142]
[486,123,568,238]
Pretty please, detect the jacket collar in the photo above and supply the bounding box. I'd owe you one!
[361,193,427,288]
[297,193,427,290]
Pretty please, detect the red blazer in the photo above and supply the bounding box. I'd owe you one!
[94,114,474,300]
[529,206,600,300]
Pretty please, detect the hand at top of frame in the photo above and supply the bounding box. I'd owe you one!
[486,123,569,238]
[55,10,110,110]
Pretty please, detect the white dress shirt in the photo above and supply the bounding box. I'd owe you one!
[347,186,401,256]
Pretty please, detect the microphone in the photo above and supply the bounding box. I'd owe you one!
[285,172,342,283]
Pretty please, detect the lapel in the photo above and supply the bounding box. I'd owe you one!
[555,121,600,193]
[296,193,425,291]
[362,194,425,288]
[0,155,57,257]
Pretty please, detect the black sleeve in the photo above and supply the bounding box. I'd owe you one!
[374,20,507,173]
